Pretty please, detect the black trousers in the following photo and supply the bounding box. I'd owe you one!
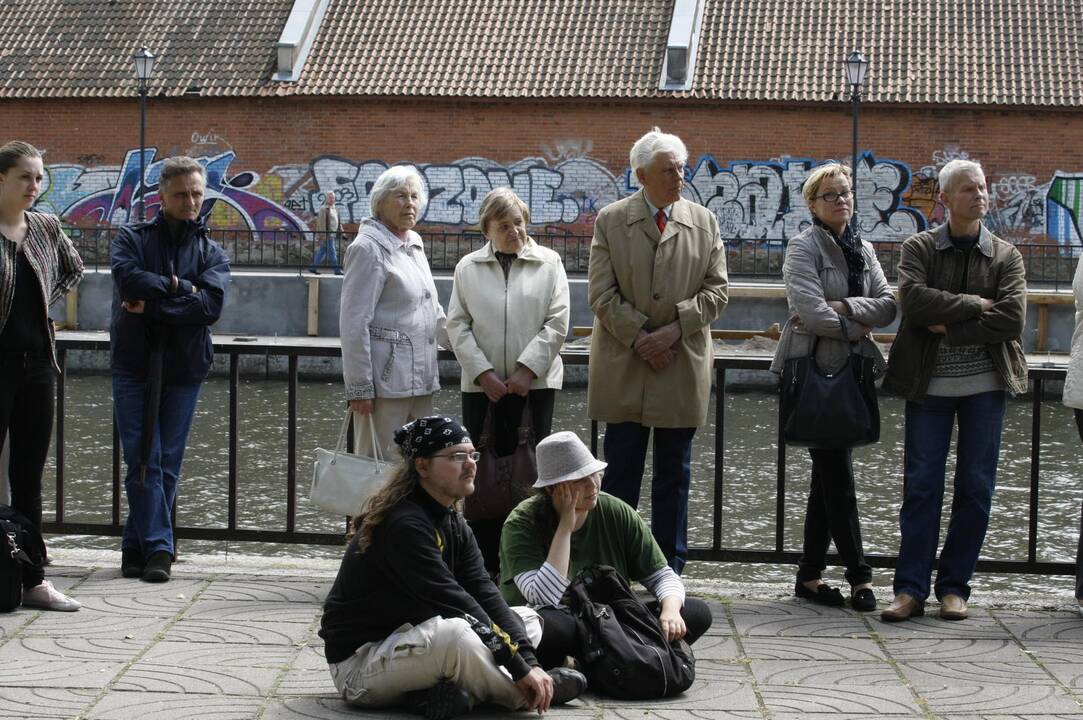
[1075,409,1083,600]
[535,596,713,670]
[796,447,872,586]
[462,389,556,575]
[0,353,55,589]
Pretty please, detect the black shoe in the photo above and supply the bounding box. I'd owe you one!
[142,551,172,583]
[308,267,320,274]
[548,667,587,705]
[403,680,472,720]
[333,269,344,275]
[121,548,144,578]
[851,587,877,612]
[795,580,845,607]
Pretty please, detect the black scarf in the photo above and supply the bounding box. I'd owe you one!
[813,217,865,297]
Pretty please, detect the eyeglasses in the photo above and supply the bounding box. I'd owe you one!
[433,451,481,463]
[814,190,853,203]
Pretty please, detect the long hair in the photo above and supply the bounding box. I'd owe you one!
[526,488,559,553]
[350,459,421,552]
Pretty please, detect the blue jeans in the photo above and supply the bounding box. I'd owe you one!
[600,421,696,574]
[310,234,341,272]
[893,390,1007,602]
[113,376,202,558]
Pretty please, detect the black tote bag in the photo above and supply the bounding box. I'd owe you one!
[780,336,880,449]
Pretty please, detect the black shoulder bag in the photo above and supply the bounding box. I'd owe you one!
[0,506,45,612]
[463,400,538,521]
[780,336,880,449]
[563,565,695,699]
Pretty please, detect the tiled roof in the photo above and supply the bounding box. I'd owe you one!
[0,0,292,98]
[693,0,1083,106]
[2,0,1081,107]
[281,0,673,98]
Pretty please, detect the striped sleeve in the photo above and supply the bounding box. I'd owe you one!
[641,566,685,605]
[513,562,571,606]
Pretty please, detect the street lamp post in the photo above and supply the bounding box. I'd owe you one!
[132,47,156,221]
[843,50,869,215]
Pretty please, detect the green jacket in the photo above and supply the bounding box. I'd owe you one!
[883,223,1028,401]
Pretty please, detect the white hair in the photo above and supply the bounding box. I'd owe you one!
[369,165,428,217]
[938,159,984,195]
[629,127,688,172]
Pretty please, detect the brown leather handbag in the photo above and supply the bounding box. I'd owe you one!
[463,400,538,521]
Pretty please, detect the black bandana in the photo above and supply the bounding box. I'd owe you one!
[394,416,472,459]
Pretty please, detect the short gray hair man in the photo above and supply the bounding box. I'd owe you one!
[938,159,983,195]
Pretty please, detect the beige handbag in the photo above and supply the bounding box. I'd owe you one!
[309,411,388,516]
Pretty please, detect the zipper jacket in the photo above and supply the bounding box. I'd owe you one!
[339,219,446,401]
[0,211,84,372]
[110,213,231,383]
[446,238,570,391]
[883,222,1028,401]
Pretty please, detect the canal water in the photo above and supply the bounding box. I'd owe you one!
[43,375,1083,595]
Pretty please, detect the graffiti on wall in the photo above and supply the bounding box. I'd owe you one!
[34,144,1083,249]
[38,148,307,231]
[681,153,925,242]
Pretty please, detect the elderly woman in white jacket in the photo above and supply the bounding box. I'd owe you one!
[1064,253,1083,616]
[340,166,446,459]
[446,187,571,573]
[770,162,896,612]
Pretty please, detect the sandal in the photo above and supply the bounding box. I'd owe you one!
[794,580,845,607]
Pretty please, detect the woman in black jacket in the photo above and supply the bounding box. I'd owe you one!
[0,140,84,611]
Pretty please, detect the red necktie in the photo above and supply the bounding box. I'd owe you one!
[655,209,667,233]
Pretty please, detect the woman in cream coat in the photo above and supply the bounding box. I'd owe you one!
[446,187,570,573]
[340,166,446,459]
[771,162,896,611]
[1063,252,1083,616]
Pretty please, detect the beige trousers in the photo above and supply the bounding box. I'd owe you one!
[352,394,434,461]
[328,607,542,711]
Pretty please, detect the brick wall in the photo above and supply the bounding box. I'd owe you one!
[4,96,1081,245]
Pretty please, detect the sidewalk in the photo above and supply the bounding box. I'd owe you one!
[3,554,1083,719]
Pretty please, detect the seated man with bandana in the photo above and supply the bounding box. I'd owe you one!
[319,416,586,720]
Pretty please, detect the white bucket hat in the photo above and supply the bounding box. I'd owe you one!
[533,431,608,488]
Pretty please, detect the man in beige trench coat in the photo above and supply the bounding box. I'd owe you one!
[587,128,729,574]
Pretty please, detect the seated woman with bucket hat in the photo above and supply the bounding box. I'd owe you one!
[499,431,712,669]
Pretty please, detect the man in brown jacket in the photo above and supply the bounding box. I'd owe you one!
[587,128,729,574]
[881,159,1027,622]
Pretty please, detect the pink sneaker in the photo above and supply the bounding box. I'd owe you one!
[22,580,81,612]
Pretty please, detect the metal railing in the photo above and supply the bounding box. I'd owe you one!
[61,225,1083,286]
[62,225,593,275]
[45,334,1074,575]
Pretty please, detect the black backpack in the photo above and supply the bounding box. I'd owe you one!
[563,565,696,699]
[0,506,45,612]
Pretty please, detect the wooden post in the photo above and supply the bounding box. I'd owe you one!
[306,277,319,336]
[65,287,78,330]
[1037,303,1049,352]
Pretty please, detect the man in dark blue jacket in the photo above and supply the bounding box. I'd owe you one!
[110,156,230,583]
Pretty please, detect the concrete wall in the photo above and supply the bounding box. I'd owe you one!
[78,269,1078,348]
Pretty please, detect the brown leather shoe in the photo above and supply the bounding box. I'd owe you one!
[939,594,968,621]
[880,593,924,622]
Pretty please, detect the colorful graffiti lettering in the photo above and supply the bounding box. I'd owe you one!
[1047,174,1083,247]
[41,148,306,232]
[33,145,1083,250]
[682,152,924,242]
[306,155,621,228]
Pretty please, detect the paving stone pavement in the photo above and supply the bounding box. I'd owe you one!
[3,563,1083,720]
